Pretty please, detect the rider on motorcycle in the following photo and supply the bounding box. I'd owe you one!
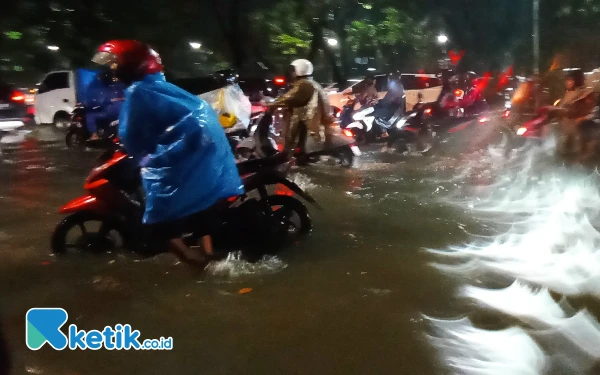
[268,59,334,161]
[85,69,125,140]
[92,40,243,264]
[353,75,379,107]
[552,68,598,161]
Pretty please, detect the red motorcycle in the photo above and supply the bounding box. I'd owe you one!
[51,139,320,255]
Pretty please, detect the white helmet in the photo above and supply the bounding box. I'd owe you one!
[291,59,314,77]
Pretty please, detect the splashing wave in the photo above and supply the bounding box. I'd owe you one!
[206,251,288,278]
[425,143,600,374]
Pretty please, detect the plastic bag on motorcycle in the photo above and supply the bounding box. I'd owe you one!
[198,85,251,132]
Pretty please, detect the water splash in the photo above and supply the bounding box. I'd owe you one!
[206,251,288,278]
[290,173,317,191]
[426,142,600,373]
[425,316,548,375]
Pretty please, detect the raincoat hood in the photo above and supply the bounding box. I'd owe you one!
[119,73,244,224]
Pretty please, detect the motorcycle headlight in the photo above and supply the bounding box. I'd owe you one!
[396,118,408,129]
[353,107,374,121]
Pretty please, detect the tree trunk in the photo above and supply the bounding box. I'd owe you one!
[308,20,323,62]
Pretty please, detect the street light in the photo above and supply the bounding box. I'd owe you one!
[533,0,540,74]
[189,42,201,50]
[327,38,338,47]
[437,34,448,44]
[47,45,59,51]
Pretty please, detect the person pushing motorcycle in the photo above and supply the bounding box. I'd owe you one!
[92,40,243,265]
[268,59,334,162]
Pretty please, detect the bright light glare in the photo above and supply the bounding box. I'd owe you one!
[516,127,527,135]
[367,67,376,71]
[189,42,201,49]
[437,34,448,44]
[47,45,59,51]
[327,38,338,47]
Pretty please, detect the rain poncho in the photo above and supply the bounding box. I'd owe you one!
[85,78,125,133]
[272,77,334,151]
[118,73,244,224]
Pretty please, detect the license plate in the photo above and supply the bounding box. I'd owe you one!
[0,104,9,109]
[350,145,362,156]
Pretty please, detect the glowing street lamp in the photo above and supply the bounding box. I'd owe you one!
[47,45,59,51]
[437,34,448,45]
[327,38,338,47]
[189,42,202,50]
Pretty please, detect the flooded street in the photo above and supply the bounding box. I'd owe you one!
[3,125,600,374]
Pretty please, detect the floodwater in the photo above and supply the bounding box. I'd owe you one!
[1,125,600,374]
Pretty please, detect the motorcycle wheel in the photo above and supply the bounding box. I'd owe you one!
[350,130,367,145]
[418,129,437,155]
[267,195,312,237]
[65,129,84,149]
[51,211,127,254]
[336,147,354,168]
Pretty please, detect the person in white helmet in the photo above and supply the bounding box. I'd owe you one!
[268,59,334,161]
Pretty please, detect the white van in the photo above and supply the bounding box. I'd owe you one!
[34,70,77,128]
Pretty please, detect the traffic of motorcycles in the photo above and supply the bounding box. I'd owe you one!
[47,67,542,261]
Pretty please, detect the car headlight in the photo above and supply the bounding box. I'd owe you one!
[352,107,374,121]
[516,127,527,136]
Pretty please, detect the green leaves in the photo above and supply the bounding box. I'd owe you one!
[4,31,22,40]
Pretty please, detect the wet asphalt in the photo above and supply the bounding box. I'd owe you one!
[0,122,561,374]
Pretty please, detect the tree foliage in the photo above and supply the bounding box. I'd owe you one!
[3,0,600,85]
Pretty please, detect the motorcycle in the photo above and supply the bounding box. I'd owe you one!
[65,104,118,148]
[51,138,320,255]
[339,97,405,144]
[237,108,360,168]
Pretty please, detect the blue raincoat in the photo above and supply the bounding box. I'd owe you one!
[85,78,126,133]
[118,73,244,224]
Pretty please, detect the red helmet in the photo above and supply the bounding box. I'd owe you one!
[92,40,163,84]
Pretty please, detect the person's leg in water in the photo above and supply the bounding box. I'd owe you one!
[86,111,100,140]
[169,238,212,268]
[296,121,308,163]
[145,212,217,269]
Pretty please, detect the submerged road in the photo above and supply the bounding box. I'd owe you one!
[2,125,600,374]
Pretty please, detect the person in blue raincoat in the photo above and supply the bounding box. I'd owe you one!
[85,70,125,140]
[92,40,244,264]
